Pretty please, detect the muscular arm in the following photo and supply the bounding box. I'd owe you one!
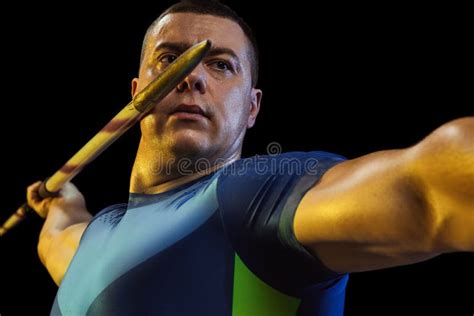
[294,117,473,273]
[28,182,92,285]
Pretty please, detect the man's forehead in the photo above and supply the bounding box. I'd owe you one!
[149,13,248,54]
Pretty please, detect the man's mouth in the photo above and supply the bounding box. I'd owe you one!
[170,104,207,120]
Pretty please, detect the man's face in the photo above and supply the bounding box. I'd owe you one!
[133,13,261,162]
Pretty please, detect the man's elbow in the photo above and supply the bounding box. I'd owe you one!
[408,116,474,253]
[425,216,474,254]
[415,116,473,157]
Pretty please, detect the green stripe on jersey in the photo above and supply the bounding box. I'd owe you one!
[232,254,300,316]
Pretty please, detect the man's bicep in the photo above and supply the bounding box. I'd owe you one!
[293,149,440,273]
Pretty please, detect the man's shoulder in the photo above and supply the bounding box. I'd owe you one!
[77,203,127,245]
[215,150,347,211]
[215,151,348,295]
[218,150,346,180]
[84,203,128,232]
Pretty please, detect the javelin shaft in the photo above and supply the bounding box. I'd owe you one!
[0,40,211,237]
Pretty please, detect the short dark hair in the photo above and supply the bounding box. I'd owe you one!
[140,0,259,86]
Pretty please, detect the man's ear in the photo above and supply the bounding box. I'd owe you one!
[131,78,139,98]
[247,88,262,129]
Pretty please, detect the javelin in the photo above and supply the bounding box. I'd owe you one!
[0,40,212,237]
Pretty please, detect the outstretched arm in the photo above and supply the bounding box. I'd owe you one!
[294,117,473,273]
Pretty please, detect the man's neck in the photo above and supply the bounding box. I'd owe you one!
[130,140,240,194]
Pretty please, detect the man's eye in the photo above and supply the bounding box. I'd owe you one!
[210,60,232,71]
[159,54,177,64]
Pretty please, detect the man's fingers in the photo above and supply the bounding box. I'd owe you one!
[27,181,53,218]
[27,181,42,203]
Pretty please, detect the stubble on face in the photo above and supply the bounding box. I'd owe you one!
[137,13,255,165]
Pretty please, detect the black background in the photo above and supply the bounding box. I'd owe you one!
[0,1,472,315]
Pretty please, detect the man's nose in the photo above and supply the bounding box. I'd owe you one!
[176,64,206,94]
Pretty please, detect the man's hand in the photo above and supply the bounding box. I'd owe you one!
[27,181,86,219]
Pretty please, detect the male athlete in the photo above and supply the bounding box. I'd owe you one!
[27,1,473,315]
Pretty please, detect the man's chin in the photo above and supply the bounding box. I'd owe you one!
[169,134,211,159]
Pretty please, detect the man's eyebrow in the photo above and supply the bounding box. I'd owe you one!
[206,47,239,62]
[153,42,190,55]
[153,42,241,64]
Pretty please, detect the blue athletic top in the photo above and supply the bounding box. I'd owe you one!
[50,151,349,315]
